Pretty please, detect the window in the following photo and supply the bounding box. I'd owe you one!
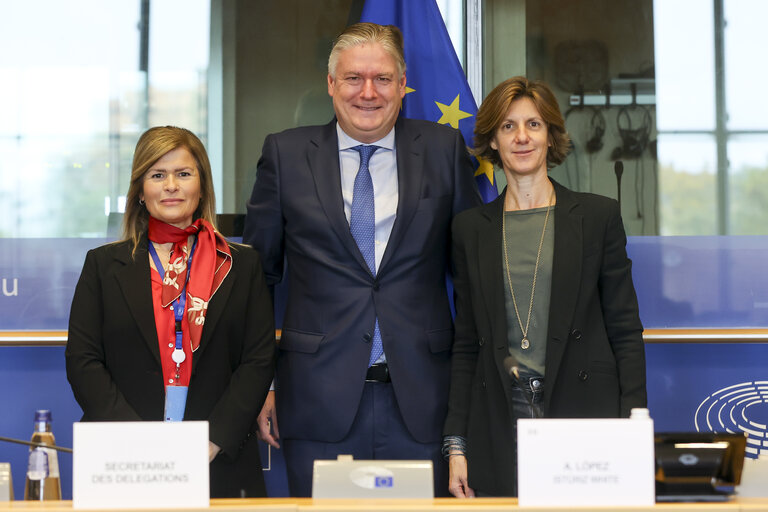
[0,0,209,237]
[481,0,768,235]
[655,0,768,234]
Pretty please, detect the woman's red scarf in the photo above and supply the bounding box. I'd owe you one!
[147,216,232,351]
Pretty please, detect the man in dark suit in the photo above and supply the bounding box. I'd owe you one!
[243,22,481,496]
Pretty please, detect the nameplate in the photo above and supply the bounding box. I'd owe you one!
[738,455,768,497]
[0,463,12,501]
[517,418,655,507]
[73,422,209,509]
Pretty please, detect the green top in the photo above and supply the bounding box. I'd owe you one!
[502,206,555,376]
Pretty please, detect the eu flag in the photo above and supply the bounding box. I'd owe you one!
[360,0,498,203]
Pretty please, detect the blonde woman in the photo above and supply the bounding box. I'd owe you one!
[66,126,275,497]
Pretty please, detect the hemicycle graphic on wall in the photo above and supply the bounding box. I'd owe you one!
[695,381,768,459]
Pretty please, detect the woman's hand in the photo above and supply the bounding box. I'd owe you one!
[448,454,475,498]
[208,441,221,462]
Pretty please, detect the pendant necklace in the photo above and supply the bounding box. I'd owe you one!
[502,189,554,350]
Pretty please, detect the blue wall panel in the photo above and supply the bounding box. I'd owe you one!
[4,236,768,498]
[646,343,768,458]
[629,236,768,328]
[0,346,289,499]
[0,347,78,499]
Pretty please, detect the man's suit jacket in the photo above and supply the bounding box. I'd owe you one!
[243,117,481,444]
[443,179,647,496]
[65,237,276,497]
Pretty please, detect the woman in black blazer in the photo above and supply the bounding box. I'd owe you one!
[443,77,646,497]
[66,126,275,497]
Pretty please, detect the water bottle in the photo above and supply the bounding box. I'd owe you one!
[23,410,61,500]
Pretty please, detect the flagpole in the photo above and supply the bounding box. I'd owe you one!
[466,0,483,105]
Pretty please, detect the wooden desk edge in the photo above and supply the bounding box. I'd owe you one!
[3,329,768,347]
[642,328,768,343]
[2,497,768,511]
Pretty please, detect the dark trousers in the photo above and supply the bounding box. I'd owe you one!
[508,372,545,497]
[283,381,448,497]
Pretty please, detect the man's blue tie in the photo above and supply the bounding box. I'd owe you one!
[350,144,384,366]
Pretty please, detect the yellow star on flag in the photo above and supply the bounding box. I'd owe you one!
[474,156,495,185]
[435,94,472,129]
[401,87,416,111]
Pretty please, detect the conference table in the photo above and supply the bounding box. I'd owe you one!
[2,498,768,512]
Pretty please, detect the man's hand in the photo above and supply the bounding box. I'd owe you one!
[448,454,475,498]
[256,390,280,448]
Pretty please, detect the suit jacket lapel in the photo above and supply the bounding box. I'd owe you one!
[379,117,423,273]
[308,121,372,274]
[113,237,237,371]
[543,179,583,412]
[114,238,162,365]
[479,193,525,409]
[477,195,508,361]
[191,257,235,371]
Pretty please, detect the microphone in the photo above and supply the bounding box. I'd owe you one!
[614,160,624,211]
[503,356,542,419]
[0,435,73,453]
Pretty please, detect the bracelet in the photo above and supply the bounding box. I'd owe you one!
[441,435,467,460]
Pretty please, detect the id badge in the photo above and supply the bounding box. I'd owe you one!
[164,385,188,422]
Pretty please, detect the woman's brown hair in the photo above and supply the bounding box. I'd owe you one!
[473,76,571,169]
[122,126,217,255]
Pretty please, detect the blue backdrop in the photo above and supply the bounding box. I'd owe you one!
[2,236,768,498]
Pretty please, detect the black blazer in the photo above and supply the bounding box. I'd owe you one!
[65,237,276,497]
[243,117,481,444]
[443,179,647,496]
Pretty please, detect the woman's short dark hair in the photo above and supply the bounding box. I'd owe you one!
[472,76,571,169]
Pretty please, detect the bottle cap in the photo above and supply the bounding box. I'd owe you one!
[629,407,651,420]
[34,410,52,422]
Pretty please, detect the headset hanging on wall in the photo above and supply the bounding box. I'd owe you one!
[585,108,606,154]
[611,105,652,160]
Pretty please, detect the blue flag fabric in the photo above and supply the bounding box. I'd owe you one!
[360,0,498,202]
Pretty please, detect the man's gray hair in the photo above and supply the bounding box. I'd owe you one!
[328,22,406,78]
